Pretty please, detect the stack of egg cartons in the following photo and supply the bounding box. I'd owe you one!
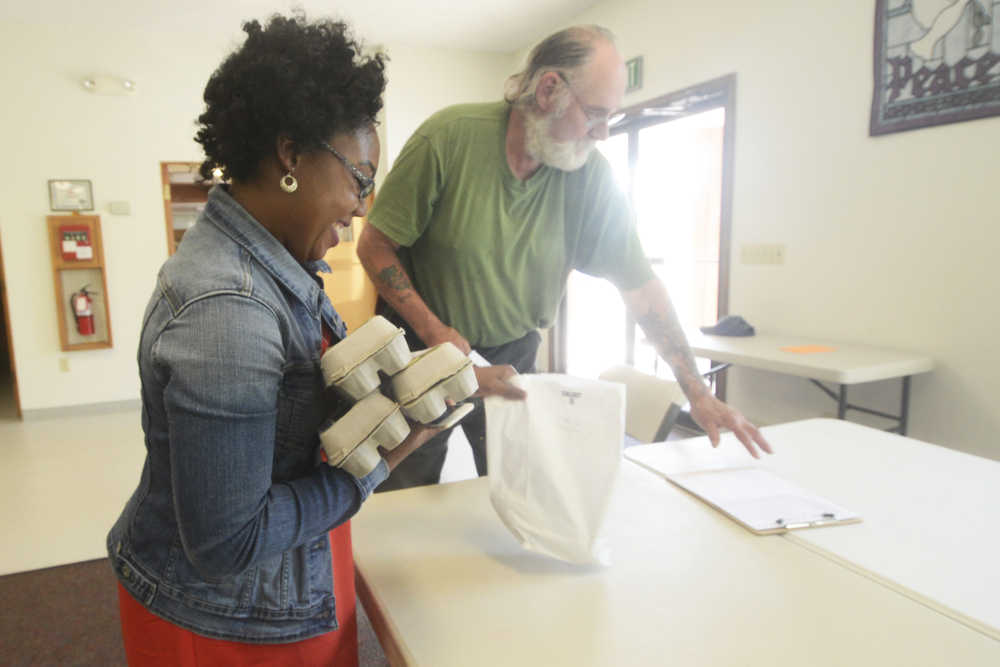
[319,315,479,478]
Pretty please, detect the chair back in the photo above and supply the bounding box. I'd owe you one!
[598,365,686,443]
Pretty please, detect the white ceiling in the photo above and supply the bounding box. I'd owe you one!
[3,0,602,52]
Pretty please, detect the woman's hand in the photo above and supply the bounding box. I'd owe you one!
[379,423,444,471]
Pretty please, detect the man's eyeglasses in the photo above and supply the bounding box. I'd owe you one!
[319,142,375,199]
[556,72,624,130]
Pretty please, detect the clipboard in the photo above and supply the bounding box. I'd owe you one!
[632,461,861,535]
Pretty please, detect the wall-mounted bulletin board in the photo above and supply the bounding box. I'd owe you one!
[46,215,113,351]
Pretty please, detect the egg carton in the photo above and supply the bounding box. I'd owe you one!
[391,343,478,424]
[321,315,411,401]
[318,318,481,476]
[320,392,411,478]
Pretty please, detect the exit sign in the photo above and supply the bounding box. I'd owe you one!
[626,56,643,93]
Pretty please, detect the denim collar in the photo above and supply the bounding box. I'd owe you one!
[202,185,346,337]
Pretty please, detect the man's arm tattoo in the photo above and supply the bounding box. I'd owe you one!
[376,265,414,303]
[633,307,707,398]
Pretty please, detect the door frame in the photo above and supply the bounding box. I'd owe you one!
[612,73,738,398]
[0,229,23,418]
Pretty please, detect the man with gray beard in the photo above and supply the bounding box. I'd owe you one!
[358,26,771,491]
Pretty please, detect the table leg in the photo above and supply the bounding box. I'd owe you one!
[899,376,911,436]
[811,379,910,434]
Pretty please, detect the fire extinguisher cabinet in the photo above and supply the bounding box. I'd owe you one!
[47,215,113,351]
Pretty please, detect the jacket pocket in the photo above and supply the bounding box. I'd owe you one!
[112,544,158,607]
[165,544,330,621]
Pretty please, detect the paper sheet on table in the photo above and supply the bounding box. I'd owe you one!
[639,464,861,535]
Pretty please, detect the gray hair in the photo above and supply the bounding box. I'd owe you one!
[504,25,616,108]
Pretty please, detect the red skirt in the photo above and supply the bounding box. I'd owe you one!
[117,521,358,667]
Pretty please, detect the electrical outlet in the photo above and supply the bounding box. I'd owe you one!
[59,357,70,373]
[740,243,786,265]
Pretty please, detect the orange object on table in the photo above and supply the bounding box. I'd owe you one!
[780,344,836,354]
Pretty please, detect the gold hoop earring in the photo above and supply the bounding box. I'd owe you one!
[280,172,298,193]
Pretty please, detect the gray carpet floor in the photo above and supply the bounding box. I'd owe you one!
[0,558,389,666]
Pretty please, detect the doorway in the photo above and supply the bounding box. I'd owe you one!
[0,231,22,419]
[564,74,736,386]
[161,162,213,255]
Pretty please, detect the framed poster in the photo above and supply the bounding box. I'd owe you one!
[48,179,94,211]
[870,0,1000,136]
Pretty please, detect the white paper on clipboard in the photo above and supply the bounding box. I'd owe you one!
[665,467,861,534]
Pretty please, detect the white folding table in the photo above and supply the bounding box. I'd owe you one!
[626,418,1000,641]
[353,420,999,666]
[685,330,933,434]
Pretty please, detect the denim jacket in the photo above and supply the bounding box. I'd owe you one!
[107,185,388,643]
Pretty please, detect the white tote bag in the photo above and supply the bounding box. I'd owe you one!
[484,374,625,565]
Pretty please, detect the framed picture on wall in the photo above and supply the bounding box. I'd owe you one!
[48,179,94,212]
[870,0,1000,136]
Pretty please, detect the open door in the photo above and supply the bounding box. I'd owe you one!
[0,230,22,419]
[563,74,736,401]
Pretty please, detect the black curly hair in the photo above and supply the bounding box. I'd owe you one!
[195,13,386,182]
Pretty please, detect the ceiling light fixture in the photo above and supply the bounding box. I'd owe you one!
[80,75,137,96]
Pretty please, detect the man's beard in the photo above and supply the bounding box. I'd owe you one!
[524,107,595,172]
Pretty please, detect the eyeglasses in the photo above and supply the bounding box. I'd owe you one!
[318,142,375,199]
[556,72,625,130]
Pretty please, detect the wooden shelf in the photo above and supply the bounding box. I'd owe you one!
[162,162,211,255]
[170,182,211,203]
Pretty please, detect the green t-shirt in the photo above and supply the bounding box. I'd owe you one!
[368,101,653,348]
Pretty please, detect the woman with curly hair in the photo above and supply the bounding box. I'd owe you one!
[105,14,506,665]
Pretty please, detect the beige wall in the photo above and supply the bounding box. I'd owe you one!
[4,4,997,460]
[560,0,1000,458]
[381,43,512,166]
[0,19,510,413]
[0,21,223,411]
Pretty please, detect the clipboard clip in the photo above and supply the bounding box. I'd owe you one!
[775,513,837,530]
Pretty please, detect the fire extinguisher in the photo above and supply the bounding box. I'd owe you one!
[70,285,95,336]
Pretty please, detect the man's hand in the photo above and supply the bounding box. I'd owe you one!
[620,278,772,458]
[473,365,527,400]
[688,393,773,459]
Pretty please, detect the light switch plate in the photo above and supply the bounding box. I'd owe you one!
[740,243,786,265]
